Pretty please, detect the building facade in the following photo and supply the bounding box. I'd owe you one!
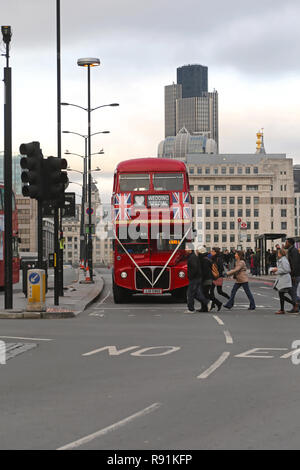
[164,64,219,151]
[0,152,23,195]
[158,127,217,160]
[187,153,295,251]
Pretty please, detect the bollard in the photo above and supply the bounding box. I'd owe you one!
[27,269,46,312]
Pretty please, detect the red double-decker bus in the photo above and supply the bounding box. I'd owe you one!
[111,158,193,303]
[0,185,20,287]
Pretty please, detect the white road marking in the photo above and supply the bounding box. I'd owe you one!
[57,402,162,450]
[213,315,224,326]
[224,330,233,344]
[82,345,140,357]
[99,291,111,304]
[280,348,300,359]
[0,336,52,342]
[235,348,288,359]
[197,352,230,379]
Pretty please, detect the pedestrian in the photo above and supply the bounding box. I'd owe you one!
[270,248,294,314]
[211,247,230,302]
[284,238,300,313]
[184,243,212,314]
[198,247,222,312]
[223,250,256,310]
[223,249,230,270]
[250,251,255,275]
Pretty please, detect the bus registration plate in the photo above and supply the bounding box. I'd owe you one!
[143,288,163,294]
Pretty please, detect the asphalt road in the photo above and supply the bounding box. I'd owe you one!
[0,268,300,450]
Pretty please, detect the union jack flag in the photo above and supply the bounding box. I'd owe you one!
[171,192,191,220]
[114,193,132,220]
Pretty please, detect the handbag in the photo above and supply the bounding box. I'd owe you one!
[212,263,219,279]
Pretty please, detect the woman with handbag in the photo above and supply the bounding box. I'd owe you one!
[223,250,256,310]
[211,247,230,301]
[270,248,295,314]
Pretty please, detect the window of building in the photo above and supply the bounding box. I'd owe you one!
[238,197,243,205]
[230,197,235,204]
[206,234,211,243]
[246,209,251,217]
[230,209,234,217]
[254,197,259,204]
[246,197,251,205]
[222,234,227,242]
[189,168,194,174]
[281,209,287,217]
[246,167,251,174]
[222,222,227,230]
[238,167,243,174]
[254,222,259,230]
[254,167,258,174]
[222,209,226,217]
[205,168,210,175]
[214,222,219,230]
[281,222,287,230]
[213,197,219,204]
[238,209,243,217]
[198,185,210,191]
[205,197,211,204]
[230,234,235,242]
[205,209,210,217]
[247,234,251,242]
[214,234,219,242]
[229,167,234,174]
[247,222,251,229]
[221,197,227,204]
[197,197,203,204]
[214,168,218,175]
[230,185,242,191]
[214,185,226,191]
[221,167,226,174]
[230,221,235,230]
[197,167,202,174]
[190,185,194,191]
[198,222,203,230]
[254,209,259,217]
[191,196,194,204]
[247,185,258,191]
[214,209,219,217]
[206,222,210,230]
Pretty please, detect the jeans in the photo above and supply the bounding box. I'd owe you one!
[224,282,256,309]
[187,279,209,311]
[291,276,300,305]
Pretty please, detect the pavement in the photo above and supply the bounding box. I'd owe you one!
[0,268,104,319]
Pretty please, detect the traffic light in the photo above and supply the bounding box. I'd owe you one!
[20,141,44,200]
[44,156,69,207]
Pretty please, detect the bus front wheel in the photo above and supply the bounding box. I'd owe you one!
[113,281,131,304]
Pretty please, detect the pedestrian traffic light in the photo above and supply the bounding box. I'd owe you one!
[20,141,44,200]
[44,156,69,206]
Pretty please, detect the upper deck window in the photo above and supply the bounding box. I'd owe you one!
[119,173,150,191]
[153,173,184,191]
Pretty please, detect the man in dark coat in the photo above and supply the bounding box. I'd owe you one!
[285,238,300,313]
[185,243,212,313]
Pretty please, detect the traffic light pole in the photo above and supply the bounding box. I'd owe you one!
[37,200,43,269]
[2,27,13,309]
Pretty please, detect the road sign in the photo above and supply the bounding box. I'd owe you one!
[240,222,248,229]
[86,207,94,215]
[28,272,40,284]
[42,192,76,217]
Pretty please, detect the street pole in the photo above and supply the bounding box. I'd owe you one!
[55,0,63,303]
[2,26,13,309]
[80,138,87,266]
[87,65,93,281]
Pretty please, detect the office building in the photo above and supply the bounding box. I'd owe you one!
[158,127,217,160]
[164,64,219,151]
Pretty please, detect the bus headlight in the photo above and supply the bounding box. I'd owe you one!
[178,271,185,278]
[120,271,128,279]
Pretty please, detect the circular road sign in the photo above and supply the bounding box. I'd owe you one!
[237,218,242,223]
[241,222,247,229]
[29,272,40,285]
[86,208,94,215]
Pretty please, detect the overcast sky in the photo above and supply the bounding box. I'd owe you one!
[1,0,300,200]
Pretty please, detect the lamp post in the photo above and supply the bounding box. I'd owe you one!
[63,131,107,266]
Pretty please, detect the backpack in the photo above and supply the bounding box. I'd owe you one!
[212,262,219,279]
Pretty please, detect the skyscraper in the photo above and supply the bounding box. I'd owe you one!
[164,64,219,151]
[177,64,208,98]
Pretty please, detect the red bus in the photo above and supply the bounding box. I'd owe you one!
[0,185,20,286]
[112,158,193,303]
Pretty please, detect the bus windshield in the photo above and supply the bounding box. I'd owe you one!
[153,173,184,191]
[119,173,150,192]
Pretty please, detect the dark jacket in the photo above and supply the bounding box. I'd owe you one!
[287,246,300,277]
[187,252,202,281]
[198,254,213,283]
[212,254,224,278]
